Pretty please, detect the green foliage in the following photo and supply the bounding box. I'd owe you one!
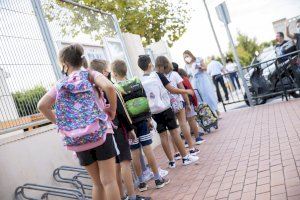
[12,86,47,117]
[213,33,275,67]
[44,0,191,46]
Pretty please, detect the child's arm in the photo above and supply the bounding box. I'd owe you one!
[177,82,191,108]
[37,94,56,124]
[165,83,194,96]
[93,72,117,120]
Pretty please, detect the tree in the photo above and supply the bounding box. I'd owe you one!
[44,0,191,46]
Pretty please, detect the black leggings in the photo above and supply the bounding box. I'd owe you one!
[213,74,229,102]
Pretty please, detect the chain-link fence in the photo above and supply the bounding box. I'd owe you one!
[0,0,131,134]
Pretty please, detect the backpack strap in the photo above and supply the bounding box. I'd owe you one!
[114,85,133,124]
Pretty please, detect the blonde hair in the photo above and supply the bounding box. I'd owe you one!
[90,59,108,73]
[111,60,127,77]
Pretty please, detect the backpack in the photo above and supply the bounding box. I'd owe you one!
[140,72,170,114]
[55,70,108,152]
[166,72,184,113]
[115,77,150,121]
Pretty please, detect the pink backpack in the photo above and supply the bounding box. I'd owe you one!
[55,70,109,152]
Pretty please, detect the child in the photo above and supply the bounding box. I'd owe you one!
[137,55,199,168]
[111,60,170,192]
[177,67,206,145]
[156,56,199,161]
[90,59,150,200]
[37,44,120,200]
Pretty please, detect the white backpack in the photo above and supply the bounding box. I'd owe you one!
[141,72,170,114]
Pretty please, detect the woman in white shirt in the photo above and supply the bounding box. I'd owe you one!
[183,50,218,115]
[225,58,241,90]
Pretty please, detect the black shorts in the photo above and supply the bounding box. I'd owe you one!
[76,134,118,166]
[152,108,178,134]
[130,120,153,150]
[114,128,132,164]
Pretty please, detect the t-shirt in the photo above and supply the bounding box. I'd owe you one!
[156,72,170,86]
[207,60,223,76]
[226,62,237,72]
[165,71,184,101]
[182,77,198,107]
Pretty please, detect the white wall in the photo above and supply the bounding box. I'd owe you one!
[122,33,145,78]
[0,126,78,200]
[0,68,19,122]
[146,40,173,62]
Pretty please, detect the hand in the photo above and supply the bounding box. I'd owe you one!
[147,119,154,130]
[104,106,116,120]
[186,89,194,96]
[128,130,137,141]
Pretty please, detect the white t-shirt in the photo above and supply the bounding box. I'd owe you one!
[165,71,184,102]
[226,62,237,72]
[207,60,223,76]
[185,57,203,78]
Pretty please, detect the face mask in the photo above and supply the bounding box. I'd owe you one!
[61,64,69,76]
[185,57,192,64]
[107,72,111,80]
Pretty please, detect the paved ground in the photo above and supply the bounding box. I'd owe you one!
[139,99,300,200]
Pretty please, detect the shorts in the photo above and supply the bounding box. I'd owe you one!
[76,134,118,166]
[114,128,132,164]
[186,104,197,118]
[130,120,152,150]
[152,108,178,134]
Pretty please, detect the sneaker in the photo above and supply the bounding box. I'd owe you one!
[159,168,169,178]
[122,195,129,200]
[174,152,181,160]
[184,141,189,148]
[195,136,205,145]
[138,182,148,192]
[168,161,176,169]
[189,148,200,156]
[182,154,199,166]
[136,195,151,200]
[155,177,171,189]
[198,132,205,136]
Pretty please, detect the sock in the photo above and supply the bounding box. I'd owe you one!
[154,172,162,181]
[129,195,137,200]
[183,155,189,160]
[138,175,144,183]
[169,159,175,163]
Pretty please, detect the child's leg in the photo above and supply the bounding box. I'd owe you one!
[159,131,174,161]
[139,149,148,172]
[171,135,179,153]
[85,162,106,200]
[120,160,135,197]
[142,144,159,175]
[176,108,194,149]
[169,128,188,157]
[98,157,120,200]
[131,148,143,180]
[187,116,200,139]
[115,163,125,198]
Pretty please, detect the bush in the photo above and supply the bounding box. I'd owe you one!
[12,86,47,117]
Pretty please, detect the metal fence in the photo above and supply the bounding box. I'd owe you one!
[0,0,131,134]
[217,50,300,111]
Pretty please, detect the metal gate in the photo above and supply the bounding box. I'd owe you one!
[0,0,132,134]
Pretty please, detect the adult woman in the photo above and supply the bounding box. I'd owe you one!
[183,50,219,115]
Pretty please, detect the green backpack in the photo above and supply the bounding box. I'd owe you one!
[115,77,150,118]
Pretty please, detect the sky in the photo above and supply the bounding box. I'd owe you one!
[170,0,300,66]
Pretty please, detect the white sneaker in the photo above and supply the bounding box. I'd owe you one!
[182,154,199,166]
[168,161,176,168]
[159,168,169,178]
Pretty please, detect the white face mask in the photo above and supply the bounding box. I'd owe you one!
[185,57,192,64]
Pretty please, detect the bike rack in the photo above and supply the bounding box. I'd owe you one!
[15,183,88,200]
[53,166,92,194]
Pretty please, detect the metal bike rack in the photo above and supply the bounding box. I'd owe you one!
[53,166,92,195]
[15,183,87,200]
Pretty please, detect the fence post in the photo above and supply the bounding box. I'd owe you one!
[31,0,61,80]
